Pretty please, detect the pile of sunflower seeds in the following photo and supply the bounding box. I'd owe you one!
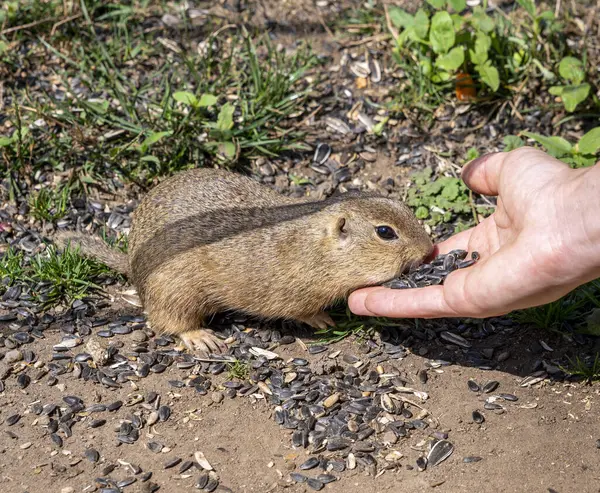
[382,250,480,289]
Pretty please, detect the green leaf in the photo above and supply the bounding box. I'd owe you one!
[435,46,464,71]
[415,206,430,220]
[448,0,466,11]
[372,117,389,136]
[216,103,235,132]
[388,7,414,29]
[441,180,460,200]
[451,13,464,30]
[512,49,526,67]
[431,71,452,83]
[140,131,172,152]
[0,136,13,147]
[430,11,455,54]
[475,32,491,56]
[578,127,600,155]
[413,9,430,39]
[173,91,198,106]
[539,10,555,20]
[471,7,495,33]
[197,94,218,107]
[0,41,8,55]
[503,135,525,152]
[558,57,585,85]
[217,142,236,160]
[532,59,555,81]
[476,60,500,92]
[560,83,590,112]
[522,131,573,157]
[86,99,109,114]
[469,49,486,66]
[426,0,445,8]
[465,147,480,161]
[420,57,433,77]
[548,85,564,96]
[516,0,536,18]
[140,155,160,165]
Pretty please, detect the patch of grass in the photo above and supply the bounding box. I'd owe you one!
[29,186,70,222]
[27,245,113,306]
[2,9,319,190]
[562,354,600,383]
[0,247,25,288]
[513,279,600,334]
[226,360,249,381]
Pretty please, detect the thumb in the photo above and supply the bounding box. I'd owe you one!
[460,152,504,196]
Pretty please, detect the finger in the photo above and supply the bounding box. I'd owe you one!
[348,288,379,316]
[461,152,504,196]
[360,285,462,319]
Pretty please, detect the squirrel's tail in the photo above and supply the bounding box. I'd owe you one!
[55,231,130,276]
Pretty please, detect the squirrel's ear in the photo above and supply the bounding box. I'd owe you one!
[332,216,348,240]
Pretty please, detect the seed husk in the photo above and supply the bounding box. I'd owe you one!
[158,405,171,422]
[147,441,163,453]
[290,473,307,483]
[164,457,182,469]
[467,380,480,392]
[472,410,485,424]
[85,449,100,463]
[300,457,320,470]
[306,478,324,491]
[195,472,209,489]
[427,440,454,467]
[203,478,219,492]
[482,381,499,393]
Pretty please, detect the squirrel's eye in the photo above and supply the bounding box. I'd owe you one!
[375,226,398,240]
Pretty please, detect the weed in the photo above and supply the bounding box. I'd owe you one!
[29,187,70,222]
[226,360,249,380]
[27,245,112,305]
[387,1,595,113]
[562,354,600,383]
[513,279,600,333]
[405,166,492,227]
[507,126,600,167]
[0,247,25,289]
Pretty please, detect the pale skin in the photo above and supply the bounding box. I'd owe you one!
[348,147,600,319]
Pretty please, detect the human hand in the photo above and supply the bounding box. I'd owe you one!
[349,147,600,319]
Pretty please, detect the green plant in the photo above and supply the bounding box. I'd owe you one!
[29,187,70,222]
[226,360,249,380]
[405,166,491,226]
[386,1,590,113]
[28,245,112,305]
[562,354,600,383]
[549,57,591,112]
[513,279,600,333]
[513,126,600,167]
[0,247,25,289]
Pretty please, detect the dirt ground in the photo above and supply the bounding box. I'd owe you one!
[1,301,600,493]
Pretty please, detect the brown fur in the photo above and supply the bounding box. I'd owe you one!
[57,168,433,348]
